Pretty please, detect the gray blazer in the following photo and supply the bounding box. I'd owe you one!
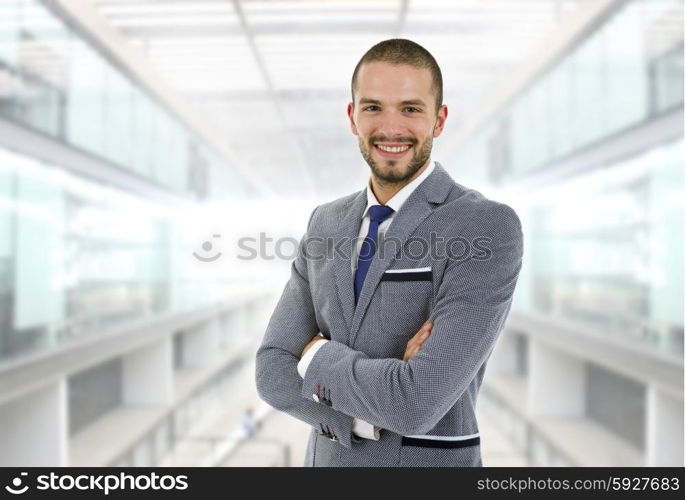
[256,162,523,467]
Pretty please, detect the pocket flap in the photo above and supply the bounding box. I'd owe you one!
[382,267,432,282]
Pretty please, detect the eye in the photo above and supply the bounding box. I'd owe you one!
[404,107,421,113]
[363,105,380,111]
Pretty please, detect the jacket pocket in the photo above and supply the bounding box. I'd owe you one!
[398,435,482,467]
[380,268,433,338]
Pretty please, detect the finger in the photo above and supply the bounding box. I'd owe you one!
[407,322,433,351]
[412,322,431,340]
[410,326,427,342]
[407,326,431,351]
[405,341,419,356]
[409,338,425,353]
[405,344,420,361]
[413,334,431,355]
[414,329,431,347]
[403,345,411,361]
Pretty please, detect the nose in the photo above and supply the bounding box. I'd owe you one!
[376,109,406,138]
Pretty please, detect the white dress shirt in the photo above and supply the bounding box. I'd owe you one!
[352,159,435,272]
[297,159,436,441]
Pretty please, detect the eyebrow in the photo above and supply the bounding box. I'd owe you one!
[359,98,427,106]
[399,99,427,106]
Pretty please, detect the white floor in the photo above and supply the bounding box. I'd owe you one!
[161,348,529,467]
[222,403,529,467]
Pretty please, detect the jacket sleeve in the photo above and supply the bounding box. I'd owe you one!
[255,205,358,448]
[299,203,524,436]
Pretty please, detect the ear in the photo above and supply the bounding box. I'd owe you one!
[347,102,358,136]
[433,104,448,138]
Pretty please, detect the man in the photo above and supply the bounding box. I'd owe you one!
[256,39,523,467]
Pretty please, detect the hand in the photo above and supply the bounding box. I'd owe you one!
[403,321,432,362]
[301,335,325,358]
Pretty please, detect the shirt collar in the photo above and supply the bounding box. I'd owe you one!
[363,159,435,218]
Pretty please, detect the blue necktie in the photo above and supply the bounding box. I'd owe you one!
[354,205,395,304]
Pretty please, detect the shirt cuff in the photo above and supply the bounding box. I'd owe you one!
[352,419,380,440]
[297,339,328,378]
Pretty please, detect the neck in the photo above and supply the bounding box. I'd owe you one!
[370,159,431,205]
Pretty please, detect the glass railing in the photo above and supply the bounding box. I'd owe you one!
[512,139,684,355]
[449,0,683,356]
[0,0,251,199]
[0,147,260,363]
[454,0,683,181]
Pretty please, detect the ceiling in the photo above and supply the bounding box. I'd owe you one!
[88,0,583,199]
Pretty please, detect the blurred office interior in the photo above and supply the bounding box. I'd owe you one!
[0,0,682,466]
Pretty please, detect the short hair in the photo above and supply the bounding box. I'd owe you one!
[351,38,443,113]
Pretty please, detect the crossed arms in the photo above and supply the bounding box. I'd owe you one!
[255,202,523,447]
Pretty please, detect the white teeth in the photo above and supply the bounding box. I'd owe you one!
[376,144,411,153]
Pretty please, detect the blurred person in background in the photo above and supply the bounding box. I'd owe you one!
[242,407,260,438]
[256,39,523,467]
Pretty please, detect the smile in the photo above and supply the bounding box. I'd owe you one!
[374,143,413,157]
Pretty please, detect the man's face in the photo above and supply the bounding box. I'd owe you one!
[348,61,447,186]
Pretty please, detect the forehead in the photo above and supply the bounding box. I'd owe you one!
[355,61,433,101]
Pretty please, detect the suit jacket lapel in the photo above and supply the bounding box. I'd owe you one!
[348,162,454,345]
[331,189,367,334]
